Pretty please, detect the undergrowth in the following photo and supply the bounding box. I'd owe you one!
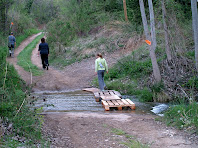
[17,33,44,76]
[163,100,198,133]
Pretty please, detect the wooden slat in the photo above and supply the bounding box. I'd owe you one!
[113,91,122,98]
[99,91,105,96]
[100,95,121,101]
[116,100,125,106]
[106,101,114,106]
[126,99,135,105]
[101,100,108,106]
[82,88,100,93]
[109,91,115,96]
[126,99,135,110]
[111,100,120,106]
[104,91,111,96]
[101,100,110,111]
[121,99,130,105]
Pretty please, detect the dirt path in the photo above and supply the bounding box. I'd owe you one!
[7,34,197,148]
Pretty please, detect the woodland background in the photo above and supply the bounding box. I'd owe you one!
[0,0,198,147]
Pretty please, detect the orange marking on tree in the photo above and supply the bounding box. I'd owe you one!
[145,40,151,45]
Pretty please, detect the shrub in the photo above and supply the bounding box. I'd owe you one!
[164,101,198,133]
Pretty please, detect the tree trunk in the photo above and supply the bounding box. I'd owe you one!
[162,0,172,61]
[148,0,156,50]
[139,0,150,39]
[139,0,161,82]
[191,0,198,71]
[123,0,128,22]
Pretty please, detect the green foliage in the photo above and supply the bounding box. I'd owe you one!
[164,101,198,133]
[47,0,124,60]
[186,50,195,59]
[107,55,152,79]
[111,128,126,135]
[184,76,198,89]
[122,139,150,148]
[150,82,164,93]
[173,0,191,19]
[17,34,44,76]
[30,0,57,23]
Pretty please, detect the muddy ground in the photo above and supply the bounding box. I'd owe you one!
[7,33,198,148]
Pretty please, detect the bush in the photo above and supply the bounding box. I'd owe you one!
[107,56,152,80]
[164,101,198,133]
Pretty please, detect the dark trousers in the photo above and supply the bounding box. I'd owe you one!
[8,44,15,56]
[41,54,48,68]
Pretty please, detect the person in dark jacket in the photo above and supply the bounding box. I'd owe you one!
[8,32,16,57]
[38,38,49,70]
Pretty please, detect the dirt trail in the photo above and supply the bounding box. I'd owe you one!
[7,34,198,148]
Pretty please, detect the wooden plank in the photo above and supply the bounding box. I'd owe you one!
[99,91,105,96]
[116,100,125,106]
[101,100,108,106]
[113,91,122,98]
[118,107,122,110]
[104,91,111,96]
[126,99,135,110]
[82,88,100,93]
[121,99,130,106]
[125,99,135,105]
[106,101,114,106]
[101,100,110,111]
[100,95,121,101]
[109,91,115,96]
[111,100,120,106]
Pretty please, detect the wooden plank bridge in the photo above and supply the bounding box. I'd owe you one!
[82,88,135,111]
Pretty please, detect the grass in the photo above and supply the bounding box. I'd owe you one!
[110,127,150,148]
[163,100,198,133]
[17,33,44,76]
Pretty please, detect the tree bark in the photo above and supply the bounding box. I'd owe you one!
[191,0,198,71]
[123,0,128,22]
[162,0,172,61]
[148,0,156,50]
[139,0,150,39]
[139,0,161,82]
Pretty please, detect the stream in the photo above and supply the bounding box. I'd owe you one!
[32,90,169,116]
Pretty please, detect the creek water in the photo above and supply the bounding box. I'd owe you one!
[32,90,169,116]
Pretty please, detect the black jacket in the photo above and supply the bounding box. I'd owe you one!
[38,43,49,54]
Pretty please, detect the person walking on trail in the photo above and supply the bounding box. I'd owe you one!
[38,37,49,70]
[8,32,16,57]
[95,53,108,91]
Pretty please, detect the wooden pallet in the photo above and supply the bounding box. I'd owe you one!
[82,88,100,93]
[94,90,122,102]
[101,99,135,111]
